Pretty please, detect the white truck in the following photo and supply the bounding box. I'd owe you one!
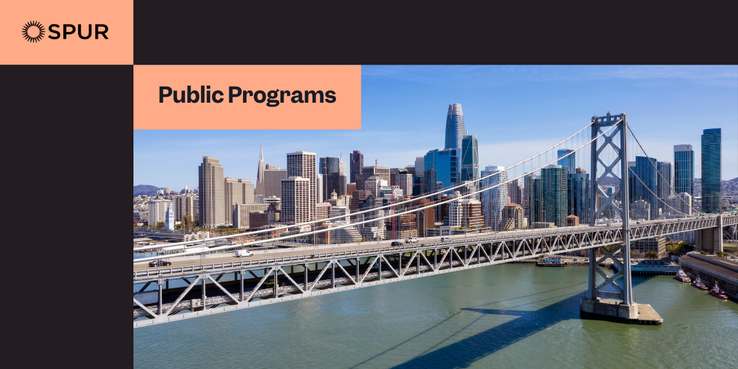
[235,250,253,257]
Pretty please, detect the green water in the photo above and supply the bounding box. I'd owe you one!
[133,264,738,368]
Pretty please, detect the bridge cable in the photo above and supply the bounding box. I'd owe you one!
[134,120,599,253]
[134,121,617,263]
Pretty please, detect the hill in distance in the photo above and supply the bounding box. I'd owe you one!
[134,185,161,197]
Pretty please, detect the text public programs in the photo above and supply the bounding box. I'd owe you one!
[159,86,337,107]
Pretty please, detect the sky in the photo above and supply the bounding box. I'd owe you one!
[134,65,738,191]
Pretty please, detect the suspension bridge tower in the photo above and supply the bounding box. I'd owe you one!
[581,112,663,324]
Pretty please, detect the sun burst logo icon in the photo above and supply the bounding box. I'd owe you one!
[22,21,45,43]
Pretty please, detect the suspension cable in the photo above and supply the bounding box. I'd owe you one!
[136,120,599,251]
[626,125,700,214]
[134,121,615,263]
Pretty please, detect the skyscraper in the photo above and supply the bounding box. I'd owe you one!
[281,177,311,224]
[541,165,567,227]
[424,148,460,194]
[507,179,522,205]
[350,150,363,186]
[635,156,658,219]
[674,144,694,206]
[263,166,288,198]
[287,151,317,220]
[656,161,673,200]
[444,103,465,150]
[460,135,479,182]
[198,156,225,227]
[254,145,265,199]
[224,177,254,224]
[701,128,722,213]
[481,166,508,229]
[320,156,346,200]
[570,168,590,224]
[557,149,575,175]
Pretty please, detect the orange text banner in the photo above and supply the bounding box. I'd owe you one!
[134,65,361,130]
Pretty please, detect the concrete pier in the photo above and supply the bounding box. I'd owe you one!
[580,298,663,325]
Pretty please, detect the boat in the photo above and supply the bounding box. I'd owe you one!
[692,277,708,290]
[710,283,728,299]
[536,257,566,267]
[675,270,691,283]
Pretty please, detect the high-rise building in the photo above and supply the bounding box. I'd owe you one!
[254,146,265,199]
[541,165,567,227]
[674,144,694,207]
[424,148,460,194]
[198,156,225,227]
[263,167,287,199]
[481,166,508,229]
[280,177,311,224]
[391,168,413,199]
[172,193,195,221]
[460,135,479,182]
[350,150,363,185]
[444,103,465,150]
[526,174,543,224]
[224,177,254,225]
[500,203,524,230]
[570,168,590,224]
[634,156,658,219]
[701,128,722,213]
[657,161,673,200]
[361,164,391,186]
[507,179,522,206]
[320,156,347,201]
[287,151,317,220]
[147,199,172,227]
[557,149,575,175]
[320,156,340,176]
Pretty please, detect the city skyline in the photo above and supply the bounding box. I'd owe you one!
[134,65,738,191]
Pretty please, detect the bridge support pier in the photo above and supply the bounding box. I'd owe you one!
[696,216,723,253]
[580,113,662,325]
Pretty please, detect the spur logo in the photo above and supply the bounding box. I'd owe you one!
[22,20,109,43]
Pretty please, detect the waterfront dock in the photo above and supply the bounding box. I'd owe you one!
[679,253,738,301]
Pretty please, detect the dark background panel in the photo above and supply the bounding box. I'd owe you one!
[133,1,733,65]
[4,65,132,366]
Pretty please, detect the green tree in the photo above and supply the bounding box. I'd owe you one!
[156,221,165,229]
[646,251,658,260]
[182,215,193,230]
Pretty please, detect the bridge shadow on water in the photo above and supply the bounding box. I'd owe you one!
[352,275,654,369]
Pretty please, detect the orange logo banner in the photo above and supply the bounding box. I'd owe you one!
[0,0,132,65]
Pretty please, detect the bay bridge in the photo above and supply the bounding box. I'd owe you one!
[134,113,738,328]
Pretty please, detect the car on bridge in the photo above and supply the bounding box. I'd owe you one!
[405,237,418,243]
[148,259,171,267]
[235,250,253,257]
[391,241,403,246]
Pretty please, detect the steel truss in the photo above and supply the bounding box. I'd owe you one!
[134,216,734,327]
[588,112,633,304]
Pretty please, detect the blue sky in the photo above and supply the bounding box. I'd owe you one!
[134,65,738,191]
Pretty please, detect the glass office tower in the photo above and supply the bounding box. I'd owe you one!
[424,148,460,194]
[460,134,479,182]
[541,165,567,227]
[635,156,658,219]
[673,144,694,204]
[701,128,721,213]
[444,103,465,150]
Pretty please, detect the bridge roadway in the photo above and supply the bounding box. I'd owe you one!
[133,215,737,327]
[135,224,615,276]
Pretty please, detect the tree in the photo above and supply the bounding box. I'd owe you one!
[182,215,193,230]
[646,251,658,260]
[156,221,165,229]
